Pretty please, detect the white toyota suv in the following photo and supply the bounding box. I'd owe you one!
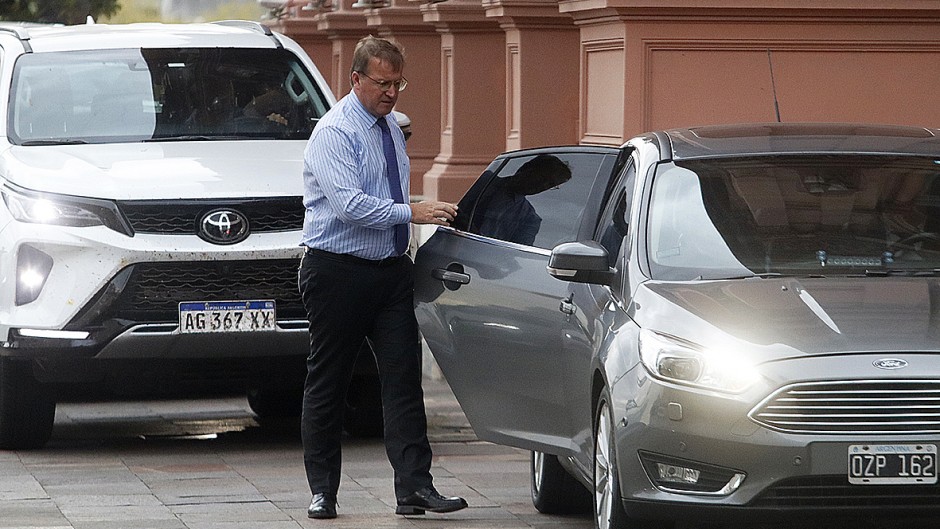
[0,21,383,448]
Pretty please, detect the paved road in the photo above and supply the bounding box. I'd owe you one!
[0,376,592,529]
[2,376,934,529]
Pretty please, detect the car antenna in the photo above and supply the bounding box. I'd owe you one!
[767,50,781,123]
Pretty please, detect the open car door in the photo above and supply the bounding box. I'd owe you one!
[414,146,620,454]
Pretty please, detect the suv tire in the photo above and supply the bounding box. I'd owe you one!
[247,385,303,419]
[0,358,56,449]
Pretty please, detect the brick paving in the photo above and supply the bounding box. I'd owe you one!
[0,375,592,529]
[3,375,928,529]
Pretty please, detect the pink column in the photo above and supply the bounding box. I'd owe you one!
[484,0,579,150]
[420,0,506,202]
[365,0,442,194]
[315,0,375,98]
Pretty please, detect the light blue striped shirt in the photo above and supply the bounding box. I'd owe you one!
[301,93,412,259]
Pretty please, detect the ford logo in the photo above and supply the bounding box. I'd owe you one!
[199,209,250,245]
[872,358,909,370]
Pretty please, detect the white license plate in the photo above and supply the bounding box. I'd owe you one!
[179,300,276,334]
[848,444,937,485]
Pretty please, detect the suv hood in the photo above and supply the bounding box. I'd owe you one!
[0,141,306,200]
[634,277,940,362]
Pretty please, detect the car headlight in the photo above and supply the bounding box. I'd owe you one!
[638,329,759,393]
[1,183,132,235]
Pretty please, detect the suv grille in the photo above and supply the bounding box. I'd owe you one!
[750,380,940,434]
[118,197,303,234]
[81,259,304,324]
[751,475,940,508]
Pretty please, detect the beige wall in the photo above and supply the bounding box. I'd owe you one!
[276,0,940,200]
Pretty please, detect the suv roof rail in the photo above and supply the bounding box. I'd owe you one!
[0,25,32,52]
[211,20,283,48]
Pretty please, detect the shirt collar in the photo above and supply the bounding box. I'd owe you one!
[346,93,390,131]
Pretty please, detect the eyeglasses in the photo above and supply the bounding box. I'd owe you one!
[358,71,408,93]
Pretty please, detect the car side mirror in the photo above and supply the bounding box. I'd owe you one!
[547,241,614,284]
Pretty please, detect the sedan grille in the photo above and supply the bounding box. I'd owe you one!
[118,197,303,234]
[751,475,940,508]
[750,380,940,434]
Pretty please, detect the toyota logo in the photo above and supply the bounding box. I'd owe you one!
[199,209,249,245]
[872,358,909,370]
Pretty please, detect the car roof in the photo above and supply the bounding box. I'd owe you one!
[0,21,282,53]
[659,122,940,160]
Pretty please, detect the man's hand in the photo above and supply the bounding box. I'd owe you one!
[410,201,458,226]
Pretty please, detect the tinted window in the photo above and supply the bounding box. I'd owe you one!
[595,160,636,266]
[467,152,605,250]
[9,48,329,144]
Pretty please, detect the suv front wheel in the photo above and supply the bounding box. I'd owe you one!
[0,358,56,449]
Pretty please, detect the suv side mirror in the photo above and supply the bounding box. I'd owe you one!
[392,110,412,141]
[547,241,614,285]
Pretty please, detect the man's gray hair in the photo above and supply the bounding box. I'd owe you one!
[351,35,405,74]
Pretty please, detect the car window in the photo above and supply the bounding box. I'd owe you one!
[8,47,330,144]
[647,155,940,280]
[594,160,636,267]
[467,152,605,250]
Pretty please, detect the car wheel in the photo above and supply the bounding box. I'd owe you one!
[246,384,302,419]
[594,389,673,529]
[531,450,592,514]
[343,375,384,438]
[594,389,629,529]
[0,358,56,449]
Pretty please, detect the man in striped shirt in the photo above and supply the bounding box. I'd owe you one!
[299,35,466,520]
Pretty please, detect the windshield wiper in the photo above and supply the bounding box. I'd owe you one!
[20,139,88,145]
[704,272,788,280]
[864,269,940,277]
[143,135,254,142]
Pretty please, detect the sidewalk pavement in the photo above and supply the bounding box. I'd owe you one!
[0,375,593,529]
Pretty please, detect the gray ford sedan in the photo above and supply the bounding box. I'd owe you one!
[415,123,940,528]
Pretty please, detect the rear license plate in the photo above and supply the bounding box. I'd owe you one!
[848,444,937,485]
[179,300,276,334]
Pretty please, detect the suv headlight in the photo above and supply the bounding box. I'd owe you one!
[639,329,759,393]
[1,183,132,235]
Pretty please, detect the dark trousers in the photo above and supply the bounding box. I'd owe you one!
[298,249,433,499]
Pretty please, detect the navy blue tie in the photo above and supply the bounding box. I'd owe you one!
[377,117,409,256]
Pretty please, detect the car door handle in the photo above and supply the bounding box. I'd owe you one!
[559,293,576,315]
[432,268,471,285]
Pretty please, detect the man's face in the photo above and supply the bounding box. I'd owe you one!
[352,57,402,118]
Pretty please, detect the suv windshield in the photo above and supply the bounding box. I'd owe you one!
[647,155,940,280]
[9,47,330,144]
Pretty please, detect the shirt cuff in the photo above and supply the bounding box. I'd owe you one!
[393,202,412,225]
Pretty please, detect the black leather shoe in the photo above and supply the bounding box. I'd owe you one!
[307,493,337,519]
[396,486,468,515]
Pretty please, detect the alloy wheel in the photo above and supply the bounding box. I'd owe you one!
[594,399,613,529]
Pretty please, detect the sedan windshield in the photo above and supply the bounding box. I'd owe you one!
[8,48,330,144]
[647,155,940,280]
